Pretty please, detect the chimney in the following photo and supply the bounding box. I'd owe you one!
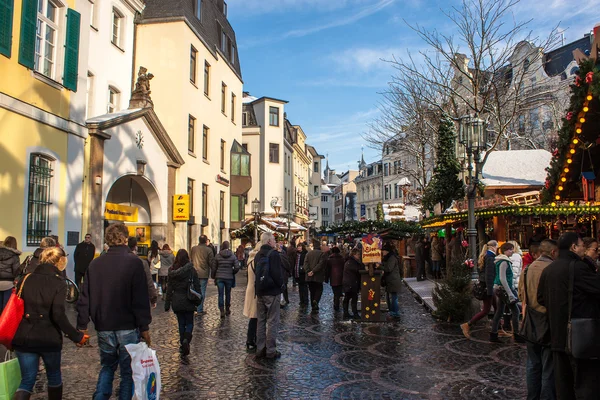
[243,91,250,98]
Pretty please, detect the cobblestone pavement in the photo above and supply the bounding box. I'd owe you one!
[25,272,526,399]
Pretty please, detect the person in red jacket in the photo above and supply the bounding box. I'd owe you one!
[522,243,541,271]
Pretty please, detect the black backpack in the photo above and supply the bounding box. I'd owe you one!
[254,250,275,293]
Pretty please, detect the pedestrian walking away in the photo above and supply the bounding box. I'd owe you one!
[327,247,345,312]
[254,233,284,359]
[73,233,95,288]
[12,246,89,400]
[190,235,215,314]
[158,244,175,299]
[279,241,292,308]
[380,242,402,321]
[461,240,498,339]
[304,241,330,313]
[128,237,158,308]
[77,223,152,400]
[294,242,309,307]
[165,249,202,357]
[343,248,363,319]
[211,241,239,318]
[243,243,262,351]
[148,240,161,288]
[0,235,21,314]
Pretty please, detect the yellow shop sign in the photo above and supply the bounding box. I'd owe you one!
[104,203,139,222]
[173,194,190,221]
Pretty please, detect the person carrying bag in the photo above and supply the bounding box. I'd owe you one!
[0,351,21,399]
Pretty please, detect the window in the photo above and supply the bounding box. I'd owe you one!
[313,162,319,173]
[190,46,197,84]
[219,191,225,222]
[231,153,249,176]
[220,140,225,171]
[284,154,288,174]
[230,44,235,64]
[89,0,97,28]
[394,184,399,199]
[242,112,248,126]
[314,186,319,196]
[188,115,196,153]
[384,163,389,176]
[385,185,389,200]
[221,82,227,114]
[203,61,210,96]
[86,72,94,119]
[220,27,227,53]
[195,0,202,20]
[241,143,248,151]
[27,154,54,246]
[523,58,530,72]
[321,195,327,202]
[111,8,123,48]
[187,178,195,215]
[269,143,279,163]
[223,1,227,16]
[321,208,329,216]
[107,86,119,113]
[202,184,208,218]
[231,93,236,123]
[269,107,279,126]
[202,125,209,160]
[35,0,59,78]
[231,195,241,222]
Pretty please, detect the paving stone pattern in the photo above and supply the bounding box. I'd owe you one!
[27,273,526,399]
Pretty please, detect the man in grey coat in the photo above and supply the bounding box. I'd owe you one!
[190,235,214,314]
[304,241,330,313]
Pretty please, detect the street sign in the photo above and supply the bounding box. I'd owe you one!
[105,202,139,222]
[360,204,366,217]
[173,194,190,221]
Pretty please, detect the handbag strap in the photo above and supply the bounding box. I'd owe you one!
[523,266,530,307]
[16,273,31,298]
[567,260,576,323]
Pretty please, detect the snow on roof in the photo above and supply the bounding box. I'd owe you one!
[242,96,258,104]
[481,149,552,187]
[86,108,142,124]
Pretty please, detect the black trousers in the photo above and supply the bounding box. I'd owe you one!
[332,286,343,310]
[282,281,289,303]
[343,291,358,315]
[247,318,257,345]
[298,273,309,305]
[75,271,85,287]
[554,351,600,400]
[308,282,323,308]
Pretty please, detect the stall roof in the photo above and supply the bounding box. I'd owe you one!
[481,150,552,187]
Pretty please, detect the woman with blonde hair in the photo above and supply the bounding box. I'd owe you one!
[460,240,498,339]
[12,247,88,400]
[243,241,264,351]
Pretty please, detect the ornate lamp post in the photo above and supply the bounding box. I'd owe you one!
[252,198,261,245]
[458,115,487,279]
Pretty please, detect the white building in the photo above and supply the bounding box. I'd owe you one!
[355,158,382,221]
[307,145,324,228]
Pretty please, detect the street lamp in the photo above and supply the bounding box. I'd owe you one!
[459,115,487,280]
[252,198,261,245]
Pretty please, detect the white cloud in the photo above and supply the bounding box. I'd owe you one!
[328,46,402,72]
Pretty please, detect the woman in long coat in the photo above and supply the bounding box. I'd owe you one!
[243,243,261,351]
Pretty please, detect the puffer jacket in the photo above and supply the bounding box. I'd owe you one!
[165,262,201,313]
[0,245,21,290]
[211,249,238,280]
[380,252,402,293]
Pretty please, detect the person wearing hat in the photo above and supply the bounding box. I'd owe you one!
[380,242,402,320]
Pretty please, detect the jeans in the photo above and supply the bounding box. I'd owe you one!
[432,260,441,272]
[247,318,257,345]
[94,329,139,400]
[491,288,519,334]
[332,286,343,310]
[308,282,323,309]
[197,278,208,312]
[15,351,62,393]
[526,342,555,400]
[257,295,280,356]
[175,311,194,345]
[0,288,11,315]
[217,279,234,309]
[388,292,400,317]
[343,291,358,315]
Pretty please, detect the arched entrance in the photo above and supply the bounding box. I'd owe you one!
[104,175,164,254]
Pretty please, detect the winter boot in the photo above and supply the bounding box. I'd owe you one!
[182,332,192,356]
[220,307,225,319]
[489,332,500,343]
[48,385,63,400]
[226,305,231,316]
[13,391,31,400]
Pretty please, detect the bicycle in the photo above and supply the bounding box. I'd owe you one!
[65,278,79,303]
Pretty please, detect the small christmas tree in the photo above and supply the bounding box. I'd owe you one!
[376,202,384,222]
[422,114,465,211]
[432,260,472,322]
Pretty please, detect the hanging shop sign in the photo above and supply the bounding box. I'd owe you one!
[361,233,382,264]
[455,194,505,211]
[216,175,230,186]
[173,194,190,221]
[104,202,139,222]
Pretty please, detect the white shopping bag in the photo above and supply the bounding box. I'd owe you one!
[125,342,161,400]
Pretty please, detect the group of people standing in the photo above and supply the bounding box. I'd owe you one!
[460,232,600,399]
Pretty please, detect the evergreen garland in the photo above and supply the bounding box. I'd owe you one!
[318,220,422,238]
[376,202,384,222]
[541,59,600,203]
[432,260,472,322]
[422,114,465,211]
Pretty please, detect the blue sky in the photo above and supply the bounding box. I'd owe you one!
[228,0,600,174]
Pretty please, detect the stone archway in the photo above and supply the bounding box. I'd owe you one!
[105,174,163,224]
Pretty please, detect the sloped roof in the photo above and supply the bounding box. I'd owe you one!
[543,36,591,77]
[141,0,242,78]
[481,149,552,187]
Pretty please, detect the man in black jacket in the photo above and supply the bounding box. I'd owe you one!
[538,232,600,399]
[73,233,95,287]
[254,232,284,359]
[77,223,152,400]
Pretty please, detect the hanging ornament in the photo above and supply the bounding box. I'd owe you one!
[566,111,574,120]
[586,71,594,84]
[575,76,582,86]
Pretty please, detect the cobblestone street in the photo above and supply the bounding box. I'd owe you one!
[27,274,526,399]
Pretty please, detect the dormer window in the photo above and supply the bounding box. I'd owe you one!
[195,0,202,20]
[523,58,530,72]
[223,2,227,17]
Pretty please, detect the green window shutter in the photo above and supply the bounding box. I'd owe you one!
[18,0,36,68]
[63,8,80,91]
[0,0,14,58]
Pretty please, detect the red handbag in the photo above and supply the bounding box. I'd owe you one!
[0,274,31,350]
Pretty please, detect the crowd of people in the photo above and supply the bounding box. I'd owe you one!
[460,231,600,399]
